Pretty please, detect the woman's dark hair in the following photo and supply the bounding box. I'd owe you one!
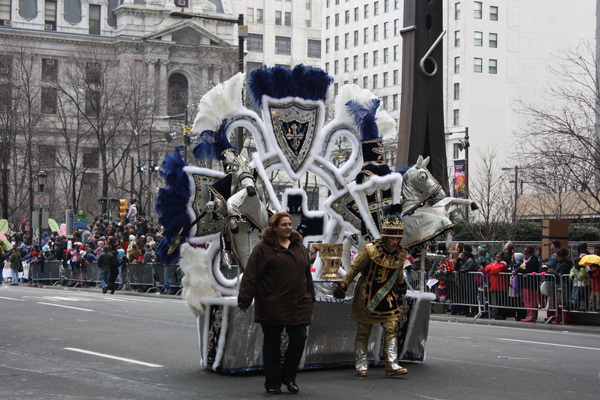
[523,246,534,255]
[556,248,569,258]
[268,212,292,229]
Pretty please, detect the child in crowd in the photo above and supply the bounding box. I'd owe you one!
[588,264,600,311]
[570,257,588,310]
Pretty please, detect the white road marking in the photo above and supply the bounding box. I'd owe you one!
[0,296,26,301]
[37,302,94,312]
[499,338,600,351]
[65,347,163,367]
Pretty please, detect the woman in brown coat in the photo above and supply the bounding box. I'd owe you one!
[238,212,315,395]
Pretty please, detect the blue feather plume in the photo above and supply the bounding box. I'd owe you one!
[155,148,192,263]
[192,121,237,161]
[346,98,381,142]
[247,65,333,109]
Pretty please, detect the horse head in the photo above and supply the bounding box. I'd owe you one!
[402,155,446,209]
[224,148,257,197]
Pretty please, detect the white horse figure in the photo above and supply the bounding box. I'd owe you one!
[220,148,269,272]
[401,155,477,251]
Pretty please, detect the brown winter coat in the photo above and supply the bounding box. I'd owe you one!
[238,230,315,326]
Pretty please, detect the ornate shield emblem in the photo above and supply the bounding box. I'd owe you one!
[267,101,320,175]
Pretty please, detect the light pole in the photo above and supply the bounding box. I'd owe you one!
[37,171,47,247]
[168,10,247,149]
[501,166,519,223]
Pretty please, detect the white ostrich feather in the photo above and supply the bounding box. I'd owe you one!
[376,109,398,140]
[334,84,378,123]
[179,244,218,316]
[191,72,246,135]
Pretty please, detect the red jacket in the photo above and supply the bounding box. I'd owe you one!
[485,262,508,291]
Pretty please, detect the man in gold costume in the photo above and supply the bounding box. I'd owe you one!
[333,205,409,377]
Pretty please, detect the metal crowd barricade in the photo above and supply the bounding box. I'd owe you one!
[30,260,62,286]
[128,263,157,293]
[152,263,183,295]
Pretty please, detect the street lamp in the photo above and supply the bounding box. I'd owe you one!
[37,171,47,247]
[168,10,247,149]
[501,166,519,223]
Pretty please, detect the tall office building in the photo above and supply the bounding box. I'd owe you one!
[322,0,595,196]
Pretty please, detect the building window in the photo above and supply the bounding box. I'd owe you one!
[383,47,389,63]
[85,89,101,115]
[42,58,58,82]
[373,50,378,66]
[334,60,339,74]
[248,33,264,52]
[247,7,254,23]
[453,82,460,100]
[45,0,57,30]
[490,5,498,21]
[454,57,460,74]
[383,71,388,87]
[335,13,339,26]
[354,7,359,21]
[454,2,461,20]
[489,59,497,74]
[86,62,102,85]
[276,11,282,25]
[384,22,389,39]
[325,16,330,29]
[384,0,389,13]
[334,36,339,51]
[364,27,368,44]
[474,31,483,46]
[474,57,482,73]
[363,76,368,88]
[307,39,321,58]
[394,19,399,36]
[345,10,350,24]
[453,109,460,126]
[247,61,263,72]
[285,12,291,26]
[454,30,460,47]
[382,96,388,110]
[41,87,57,114]
[364,4,369,18]
[393,69,398,85]
[395,0,400,10]
[175,0,189,7]
[353,55,358,70]
[344,57,349,72]
[89,4,100,34]
[0,0,12,23]
[167,73,188,116]
[373,24,378,41]
[325,62,329,73]
[354,30,359,46]
[374,1,379,16]
[257,9,264,23]
[344,33,349,49]
[489,33,498,48]
[392,94,398,110]
[334,82,339,96]
[363,52,368,68]
[372,74,378,89]
[393,45,399,61]
[325,38,330,54]
[474,2,482,19]
[453,143,461,159]
[275,36,291,55]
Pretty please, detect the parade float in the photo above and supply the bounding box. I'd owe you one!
[153,65,471,373]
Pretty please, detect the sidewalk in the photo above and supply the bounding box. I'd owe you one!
[430,310,600,334]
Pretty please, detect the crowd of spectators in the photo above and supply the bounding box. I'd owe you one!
[1,204,164,289]
[425,241,600,322]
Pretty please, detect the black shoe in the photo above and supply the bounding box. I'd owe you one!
[266,387,281,395]
[283,381,299,393]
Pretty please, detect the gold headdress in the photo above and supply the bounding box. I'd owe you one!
[381,204,404,237]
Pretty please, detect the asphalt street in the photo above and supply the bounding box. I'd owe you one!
[1,285,599,400]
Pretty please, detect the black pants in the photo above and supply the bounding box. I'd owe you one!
[261,324,307,390]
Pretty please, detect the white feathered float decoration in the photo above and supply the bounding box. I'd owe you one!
[155,66,408,314]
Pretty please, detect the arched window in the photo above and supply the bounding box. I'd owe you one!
[167,73,188,116]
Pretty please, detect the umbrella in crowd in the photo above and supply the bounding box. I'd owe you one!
[579,254,600,266]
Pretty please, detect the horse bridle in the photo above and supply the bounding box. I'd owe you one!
[403,182,442,217]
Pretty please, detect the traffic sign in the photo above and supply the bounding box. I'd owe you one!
[34,192,50,208]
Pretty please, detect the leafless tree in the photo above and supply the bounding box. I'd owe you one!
[513,41,600,217]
